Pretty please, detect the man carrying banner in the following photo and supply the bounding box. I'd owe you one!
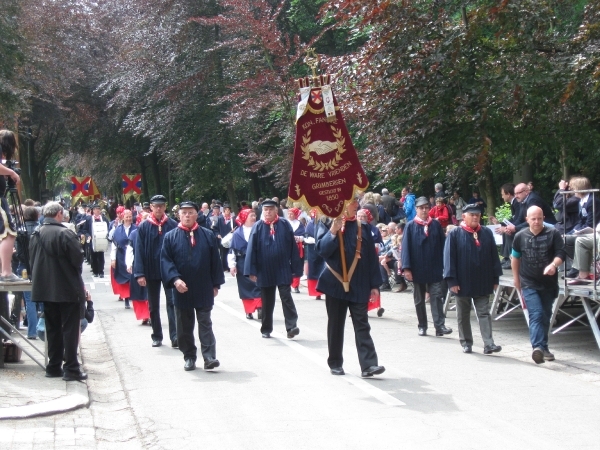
[315,196,385,377]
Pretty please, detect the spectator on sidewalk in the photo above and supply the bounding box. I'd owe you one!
[29,202,87,381]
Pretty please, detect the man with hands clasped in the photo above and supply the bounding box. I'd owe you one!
[511,206,565,364]
[161,201,224,372]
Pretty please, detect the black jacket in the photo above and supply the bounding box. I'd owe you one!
[29,218,85,304]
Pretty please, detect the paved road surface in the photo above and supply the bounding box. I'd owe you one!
[2,263,599,449]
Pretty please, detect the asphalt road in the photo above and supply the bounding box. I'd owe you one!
[86,269,599,450]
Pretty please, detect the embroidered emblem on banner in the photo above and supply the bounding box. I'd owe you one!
[311,90,322,104]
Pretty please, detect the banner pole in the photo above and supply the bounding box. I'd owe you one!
[337,231,350,292]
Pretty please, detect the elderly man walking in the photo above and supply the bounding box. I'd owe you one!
[512,206,565,364]
[30,202,87,381]
[245,198,303,339]
[444,204,503,354]
[402,196,453,337]
[161,202,224,371]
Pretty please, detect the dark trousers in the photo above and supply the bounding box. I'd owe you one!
[565,235,577,260]
[44,302,80,374]
[147,279,177,342]
[91,251,105,275]
[325,297,378,371]
[413,282,446,330]
[219,246,229,271]
[501,232,514,259]
[260,285,298,334]
[176,306,216,362]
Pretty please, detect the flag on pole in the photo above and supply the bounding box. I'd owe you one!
[87,178,101,202]
[122,174,142,201]
[71,176,90,203]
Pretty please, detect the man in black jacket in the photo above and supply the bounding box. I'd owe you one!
[29,202,87,381]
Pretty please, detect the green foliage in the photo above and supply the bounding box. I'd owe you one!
[494,202,513,223]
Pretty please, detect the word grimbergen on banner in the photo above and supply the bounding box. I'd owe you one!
[287,74,369,218]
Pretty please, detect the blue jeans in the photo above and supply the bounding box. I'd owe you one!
[522,287,556,350]
[16,263,37,338]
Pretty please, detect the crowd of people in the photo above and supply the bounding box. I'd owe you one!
[1,126,596,376]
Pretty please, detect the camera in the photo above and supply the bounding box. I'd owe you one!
[4,160,21,191]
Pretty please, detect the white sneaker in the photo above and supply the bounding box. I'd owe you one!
[300,275,307,281]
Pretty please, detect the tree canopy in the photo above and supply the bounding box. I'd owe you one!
[1,0,599,212]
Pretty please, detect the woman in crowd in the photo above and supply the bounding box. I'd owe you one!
[358,209,385,316]
[126,212,149,324]
[288,207,305,294]
[228,209,262,319]
[0,130,24,282]
[111,209,136,309]
[304,209,324,300]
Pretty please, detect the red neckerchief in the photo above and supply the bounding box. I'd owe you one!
[148,213,169,234]
[414,216,432,236]
[341,215,357,234]
[460,221,481,246]
[178,222,199,247]
[223,212,231,222]
[263,215,279,238]
[93,214,102,221]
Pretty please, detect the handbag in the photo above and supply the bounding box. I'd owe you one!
[221,229,235,248]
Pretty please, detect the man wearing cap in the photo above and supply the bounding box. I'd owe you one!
[402,196,453,337]
[83,203,110,277]
[161,202,224,371]
[134,194,178,348]
[444,203,503,354]
[315,196,386,378]
[244,198,302,339]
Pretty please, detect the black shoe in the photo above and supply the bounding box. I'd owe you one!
[125,299,130,309]
[262,332,271,338]
[483,344,502,355]
[171,339,178,348]
[361,365,385,377]
[63,370,88,381]
[316,295,322,300]
[435,326,453,336]
[99,273,104,278]
[152,340,162,347]
[330,367,345,376]
[204,359,220,370]
[293,287,300,294]
[379,283,391,291]
[184,359,196,371]
[418,327,426,336]
[246,313,254,320]
[377,308,385,317]
[45,369,63,378]
[287,327,300,339]
[565,268,579,279]
[462,345,473,353]
[501,261,511,270]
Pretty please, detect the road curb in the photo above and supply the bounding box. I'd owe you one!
[0,379,89,420]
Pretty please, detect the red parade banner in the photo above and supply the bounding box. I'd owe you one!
[287,75,369,218]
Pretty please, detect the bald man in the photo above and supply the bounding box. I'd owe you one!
[512,206,565,364]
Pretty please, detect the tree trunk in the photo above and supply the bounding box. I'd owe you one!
[151,150,161,195]
[481,162,496,219]
[513,163,532,185]
[561,146,568,181]
[226,181,238,213]
[138,157,149,203]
